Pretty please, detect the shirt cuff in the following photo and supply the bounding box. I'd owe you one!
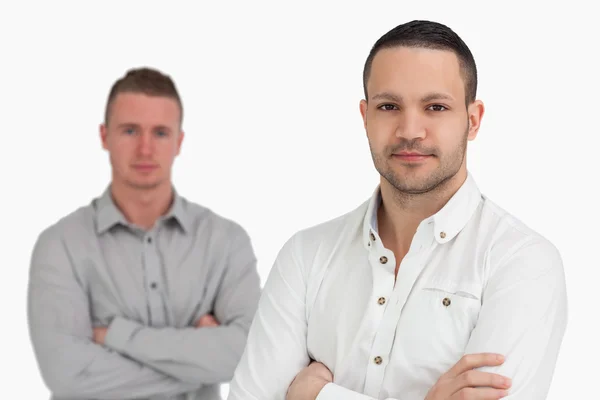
[316,383,376,400]
[104,316,141,353]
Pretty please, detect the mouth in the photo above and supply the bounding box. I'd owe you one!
[392,152,433,162]
[132,164,158,172]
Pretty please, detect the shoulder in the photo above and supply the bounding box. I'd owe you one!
[32,203,95,258]
[479,196,563,279]
[179,196,252,244]
[29,202,97,282]
[276,198,370,272]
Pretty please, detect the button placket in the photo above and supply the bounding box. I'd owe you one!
[363,238,398,397]
[143,232,166,326]
[376,250,393,317]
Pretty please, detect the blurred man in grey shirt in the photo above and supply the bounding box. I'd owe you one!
[27,67,261,400]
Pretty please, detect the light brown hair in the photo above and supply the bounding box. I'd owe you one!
[104,67,183,125]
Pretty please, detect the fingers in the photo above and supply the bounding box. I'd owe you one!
[450,387,509,400]
[449,369,512,396]
[427,353,511,400]
[196,314,219,327]
[445,353,505,379]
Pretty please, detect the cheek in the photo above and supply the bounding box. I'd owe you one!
[429,116,467,141]
[108,145,132,165]
[367,114,397,141]
[366,129,388,153]
[157,144,179,162]
[433,132,466,157]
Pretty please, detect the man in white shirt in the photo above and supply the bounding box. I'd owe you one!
[228,20,567,400]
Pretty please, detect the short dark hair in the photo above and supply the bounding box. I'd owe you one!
[104,67,183,125]
[362,20,478,105]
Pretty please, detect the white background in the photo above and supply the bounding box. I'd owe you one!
[1,1,597,398]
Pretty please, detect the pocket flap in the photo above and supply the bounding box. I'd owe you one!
[422,278,481,300]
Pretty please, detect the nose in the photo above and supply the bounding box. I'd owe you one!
[137,131,154,156]
[395,109,426,140]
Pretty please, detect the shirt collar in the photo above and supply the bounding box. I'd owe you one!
[94,186,191,234]
[363,172,482,249]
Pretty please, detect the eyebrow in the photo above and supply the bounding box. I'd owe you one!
[116,122,140,129]
[371,92,455,103]
[116,123,172,131]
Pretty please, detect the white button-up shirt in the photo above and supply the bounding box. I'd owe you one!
[228,173,568,400]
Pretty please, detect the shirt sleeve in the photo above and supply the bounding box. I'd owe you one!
[103,223,262,385]
[27,227,199,400]
[462,237,568,399]
[316,383,381,399]
[227,233,314,399]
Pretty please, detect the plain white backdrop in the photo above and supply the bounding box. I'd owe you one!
[1,0,597,398]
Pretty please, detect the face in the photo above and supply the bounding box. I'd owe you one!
[360,47,484,195]
[100,92,184,191]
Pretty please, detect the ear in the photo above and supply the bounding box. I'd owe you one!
[176,130,185,156]
[466,100,485,141]
[100,123,109,150]
[359,99,368,131]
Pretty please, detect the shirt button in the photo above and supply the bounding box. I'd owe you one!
[439,231,446,239]
[370,232,376,241]
[147,237,152,244]
[379,256,388,264]
[374,356,383,365]
[442,297,451,307]
[378,297,386,305]
[151,282,157,289]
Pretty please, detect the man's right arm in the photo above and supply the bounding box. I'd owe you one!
[227,234,313,399]
[27,227,200,399]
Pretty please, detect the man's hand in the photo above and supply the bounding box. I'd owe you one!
[286,361,332,400]
[93,327,108,345]
[425,353,512,400]
[195,314,219,328]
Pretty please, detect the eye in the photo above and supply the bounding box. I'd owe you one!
[156,130,168,137]
[427,104,447,112]
[377,104,399,111]
[124,127,136,135]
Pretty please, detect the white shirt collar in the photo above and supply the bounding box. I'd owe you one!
[363,171,483,249]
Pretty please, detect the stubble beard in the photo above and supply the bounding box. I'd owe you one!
[369,126,469,197]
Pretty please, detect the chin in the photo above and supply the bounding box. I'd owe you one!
[383,171,444,194]
[126,179,163,191]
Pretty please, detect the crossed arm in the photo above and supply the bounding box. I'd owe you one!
[27,227,261,399]
[228,235,568,400]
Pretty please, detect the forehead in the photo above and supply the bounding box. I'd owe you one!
[109,92,180,124]
[367,46,465,100]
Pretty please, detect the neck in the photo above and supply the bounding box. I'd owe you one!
[377,169,467,256]
[110,179,174,230]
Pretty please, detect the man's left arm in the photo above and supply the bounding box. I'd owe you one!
[101,225,262,386]
[463,236,568,399]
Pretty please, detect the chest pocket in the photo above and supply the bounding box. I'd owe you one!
[395,277,482,370]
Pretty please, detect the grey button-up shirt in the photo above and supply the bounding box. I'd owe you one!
[27,187,262,400]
